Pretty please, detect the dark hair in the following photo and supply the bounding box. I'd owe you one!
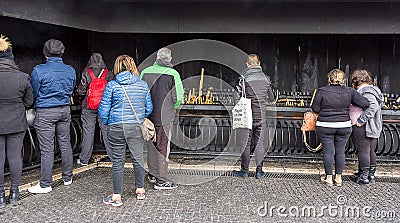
[351,69,372,89]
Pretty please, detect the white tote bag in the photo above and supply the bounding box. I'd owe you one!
[232,79,252,129]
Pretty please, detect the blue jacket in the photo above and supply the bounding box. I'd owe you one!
[98,71,153,125]
[30,57,76,108]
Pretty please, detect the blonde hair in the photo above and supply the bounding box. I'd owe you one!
[0,34,12,52]
[113,55,139,75]
[327,69,346,86]
[246,54,260,66]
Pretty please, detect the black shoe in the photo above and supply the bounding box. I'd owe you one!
[353,165,362,178]
[255,171,266,179]
[232,170,249,178]
[154,181,178,190]
[0,192,5,209]
[350,167,370,186]
[9,190,19,206]
[369,165,376,183]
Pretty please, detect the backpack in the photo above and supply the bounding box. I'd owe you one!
[86,68,108,109]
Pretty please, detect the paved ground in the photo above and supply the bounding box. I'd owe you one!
[0,159,399,223]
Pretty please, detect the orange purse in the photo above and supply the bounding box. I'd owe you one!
[301,90,322,152]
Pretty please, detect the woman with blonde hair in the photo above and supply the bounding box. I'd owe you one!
[349,69,383,186]
[312,69,369,186]
[98,55,153,206]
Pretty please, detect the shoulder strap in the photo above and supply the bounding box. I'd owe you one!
[98,69,108,80]
[87,68,96,79]
[120,85,142,125]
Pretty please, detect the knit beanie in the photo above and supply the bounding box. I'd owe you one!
[43,39,65,57]
[0,34,14,61]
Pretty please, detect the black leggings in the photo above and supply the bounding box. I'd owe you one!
[316,126,352,175]
[351,125,377,167]
[0,131,25,193]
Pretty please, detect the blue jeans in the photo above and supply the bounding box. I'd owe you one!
[107,124,144,194]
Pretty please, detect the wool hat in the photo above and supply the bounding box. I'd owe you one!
[0,34,14,61]
[43,39,65,57]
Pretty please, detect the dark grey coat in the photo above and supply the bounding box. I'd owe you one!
[240,65,275,121]
[0,58,33,134]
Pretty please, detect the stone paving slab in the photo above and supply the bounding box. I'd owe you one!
[0,167,399,223]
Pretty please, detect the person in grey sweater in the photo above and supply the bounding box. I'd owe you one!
[350,69,383,186]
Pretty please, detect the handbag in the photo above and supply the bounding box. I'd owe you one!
[26,109,36,127]
[232,78,252,129]
[301,89,322,152]
[120,85,156,142]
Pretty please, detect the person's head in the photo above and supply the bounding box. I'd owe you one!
[351,69,373,89]
[43,39,65,58]
[246,54,260,67]
[327,69,346,86]
[113,54,139,75]
[0,34,14,61]
[156,47,172,62]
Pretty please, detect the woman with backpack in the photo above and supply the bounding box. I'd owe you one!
[76,53,114,165]
[98,55,153,207]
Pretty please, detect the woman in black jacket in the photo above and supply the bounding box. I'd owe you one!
[0,35,33,207]
[312,69,369,187]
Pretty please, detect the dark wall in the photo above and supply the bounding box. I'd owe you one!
[1,16,399,95]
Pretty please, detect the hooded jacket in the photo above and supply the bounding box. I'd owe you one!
[356,85,383,138]
[30,57,76,108]
[240,65,275,121]
[76,53,114,109]
[0,58,33,134]
[98,71,153,125]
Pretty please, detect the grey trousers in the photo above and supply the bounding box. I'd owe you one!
[107,124,145,194]
[79,108,111,164]
[35,106,73,187]
[0,131,25,193]
[240,120,266,173]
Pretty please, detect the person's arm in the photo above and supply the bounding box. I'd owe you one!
[357,93,379,126]
[98,83,113,125]
[23,75,34,108]
[30,68,39,104]
[351,89,370,110]
[311,90,322,113]
[144,88,153,118]
[172,71,184,109]
[76,70,90,96]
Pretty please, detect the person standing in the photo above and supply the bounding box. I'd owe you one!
[28,39,76,194]
[76,53,113,165]
[232,54,275,179]
[0,35,33,207]
[312,69,369,187]
[99,55,153,206]
[349,69,383,186]
[140,47,184,189]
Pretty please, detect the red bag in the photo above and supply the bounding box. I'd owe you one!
[86,68,108,109]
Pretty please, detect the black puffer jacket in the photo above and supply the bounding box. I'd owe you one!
[240,65,275,121]
[76,53,114,109]
[0,58,33,134]
[312,85,370,122]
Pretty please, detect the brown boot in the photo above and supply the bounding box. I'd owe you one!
[321,175,333,186]
[334,174,342,186]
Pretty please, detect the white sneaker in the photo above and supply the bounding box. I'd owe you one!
[28,183,52,194]
[77,159,88,166]
[64,179,72,186]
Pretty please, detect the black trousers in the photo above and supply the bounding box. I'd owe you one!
[240,120,266,173]
[351,125,377,167]
[0,131,25,193]
[316,126,352,175]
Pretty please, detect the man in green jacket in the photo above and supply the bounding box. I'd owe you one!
[141,47,183,189]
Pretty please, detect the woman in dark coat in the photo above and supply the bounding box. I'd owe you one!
[0,35,33,207]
